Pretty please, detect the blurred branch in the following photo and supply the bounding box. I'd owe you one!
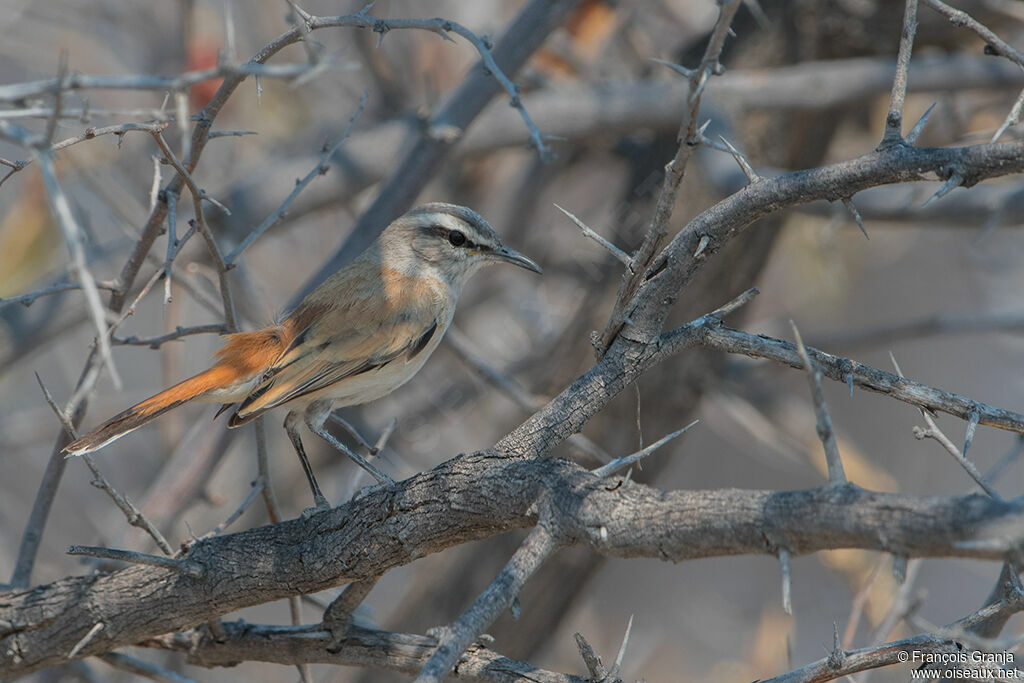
[0,280,119,311]
[220,53,1024,237]
[225,91,368,265]
[761,633,956,683]
[146,622,587,682]
[923,0,1024,69]
[292,0,583,306]
[812,310,1024,351]
[111,323,228,349]
[766,570,1024,683]
[98,651,196,683]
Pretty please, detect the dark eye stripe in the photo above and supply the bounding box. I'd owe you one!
[427,224,482,249]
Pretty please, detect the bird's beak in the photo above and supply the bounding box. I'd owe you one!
[490,245,542,274]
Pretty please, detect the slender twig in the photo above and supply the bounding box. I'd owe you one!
[890,353,1001,498]
[415,523,562,682]
[791,321,846,485]
[870,558,923,644]
[21,138,122,390]
[921,0,1024,69]
[67,545,203,578]
[207,129,257,139]
[112,323,227,349]
[658,322,1024,435]
[225,91,368,265]
[371,418,397,457]
[881,0,919,146]
[34,372,175,554]
[151,130,238,331]
[164,184,178,304]
[598,0,742,353]
[254,417,282,524]
[205,476,267,537]
[843,558,884,649]
[0,280,119,311]
[43,52,69,147]
[81,454,176,555]
[0,105,171,120]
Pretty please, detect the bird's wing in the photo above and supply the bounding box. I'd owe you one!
[228,305,439,425]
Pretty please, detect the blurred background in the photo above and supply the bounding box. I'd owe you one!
[3,0,1024,680]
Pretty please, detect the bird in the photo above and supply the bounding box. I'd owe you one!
[63,203,542,508]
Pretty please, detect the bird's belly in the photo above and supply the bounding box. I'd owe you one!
[306,352,433,407]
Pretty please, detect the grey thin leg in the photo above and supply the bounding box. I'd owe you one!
[284,411,331,510]
[305,402,395,486]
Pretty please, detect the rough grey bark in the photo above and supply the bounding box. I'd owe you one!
[4,454,1024,677]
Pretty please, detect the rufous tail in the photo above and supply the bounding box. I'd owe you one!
[62,326,290,456]
[62,365,238,456]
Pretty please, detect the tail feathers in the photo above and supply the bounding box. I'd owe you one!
[63,366,232,456]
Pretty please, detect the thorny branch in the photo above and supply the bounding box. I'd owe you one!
[6,2,1024,681]
[5,0,573,598]
[7,453,1024,676]
[597,0,742,355]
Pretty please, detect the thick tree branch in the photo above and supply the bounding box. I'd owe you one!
[624,140,1024,346]
[4,454,1024,676]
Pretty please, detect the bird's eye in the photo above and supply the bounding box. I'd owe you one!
[448,230,467,247]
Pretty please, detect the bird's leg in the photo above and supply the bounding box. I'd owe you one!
[284,410,331,510]
[327,411,376,453]
[305,401,395,486]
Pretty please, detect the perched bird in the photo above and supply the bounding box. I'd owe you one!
[64,203,541,508]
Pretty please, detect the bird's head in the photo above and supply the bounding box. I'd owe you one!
[381,203,541,285]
